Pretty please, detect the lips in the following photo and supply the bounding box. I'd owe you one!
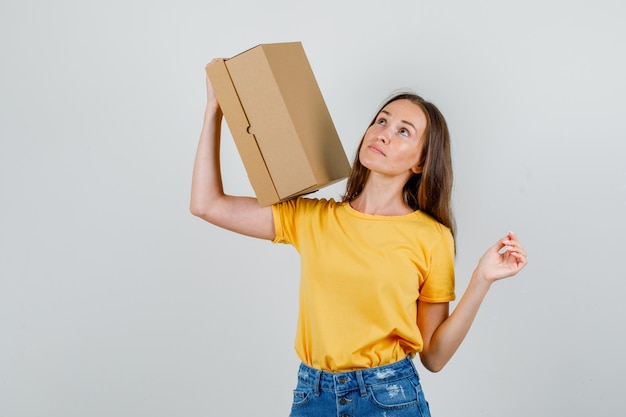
[368,145,386,156]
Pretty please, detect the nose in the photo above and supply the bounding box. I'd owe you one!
[377,123,394,143]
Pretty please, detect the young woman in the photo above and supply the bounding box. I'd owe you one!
[191,62,528,417]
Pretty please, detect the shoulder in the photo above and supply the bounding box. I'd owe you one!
[272,197,344,222]
[412,212,454,250]
[414,211,452,233]
[274,196,339,212]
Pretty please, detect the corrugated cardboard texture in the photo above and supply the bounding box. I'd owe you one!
[207,42,350,207]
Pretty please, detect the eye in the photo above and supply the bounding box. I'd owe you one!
[377,117,387,126]
[399,128,410,137]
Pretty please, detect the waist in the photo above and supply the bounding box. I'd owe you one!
[296,356,420,393]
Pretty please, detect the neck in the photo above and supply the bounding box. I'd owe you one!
[350,175,413,216]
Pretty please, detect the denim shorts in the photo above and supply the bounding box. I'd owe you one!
[289,356,431,417]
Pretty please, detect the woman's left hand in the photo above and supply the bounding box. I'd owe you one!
[475,231,527,283]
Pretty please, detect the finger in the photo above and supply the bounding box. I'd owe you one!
[497,245,511,255]
[498,231,526,252]
[506,239,526,256]
[507,248,528,267]
[496,233,514,254]
[502,246,527,259]
[509,253,527,264]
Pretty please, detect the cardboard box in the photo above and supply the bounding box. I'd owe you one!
[206,42,351,207]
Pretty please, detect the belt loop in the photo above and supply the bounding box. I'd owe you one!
[355,370,367,397]
[406,355,420,380]
[312,368,321,396]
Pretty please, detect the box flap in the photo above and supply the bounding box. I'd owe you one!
[205,60,280,206]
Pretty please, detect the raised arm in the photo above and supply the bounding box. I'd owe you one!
[190,62,275,240]
[417,231,528,372]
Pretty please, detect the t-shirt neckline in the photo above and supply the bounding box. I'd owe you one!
[343,201,420,220]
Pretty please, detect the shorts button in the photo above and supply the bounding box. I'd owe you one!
[338,377,347,384]
[339,397,348,405]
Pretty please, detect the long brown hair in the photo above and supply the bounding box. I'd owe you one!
[342,92,456,237]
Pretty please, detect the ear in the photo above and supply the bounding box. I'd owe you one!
[411,164,423,174]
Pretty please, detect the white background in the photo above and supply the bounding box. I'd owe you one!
[1,0,625,416]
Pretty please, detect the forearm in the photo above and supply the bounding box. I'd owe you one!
[420,269,492,372]
[419,232,527,372]
[190,103,224,218]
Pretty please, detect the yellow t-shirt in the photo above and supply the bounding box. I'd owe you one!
[272,197,455,371]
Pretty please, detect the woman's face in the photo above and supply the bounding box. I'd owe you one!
[359,99,427,180]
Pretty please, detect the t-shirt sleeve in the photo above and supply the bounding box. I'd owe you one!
[418,227,456,303]
[272,197,327,249]
[271,199,295,245]
[272,197,310,247]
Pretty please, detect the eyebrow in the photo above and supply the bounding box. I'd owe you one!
[380,109,417,131]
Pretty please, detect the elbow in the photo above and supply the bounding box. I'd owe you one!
[190,195,231,227]
[190,187,227,223]
[423,362,445,373]
[419,353,448,373]
[189,202,205,218]
[189,200,217,224]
